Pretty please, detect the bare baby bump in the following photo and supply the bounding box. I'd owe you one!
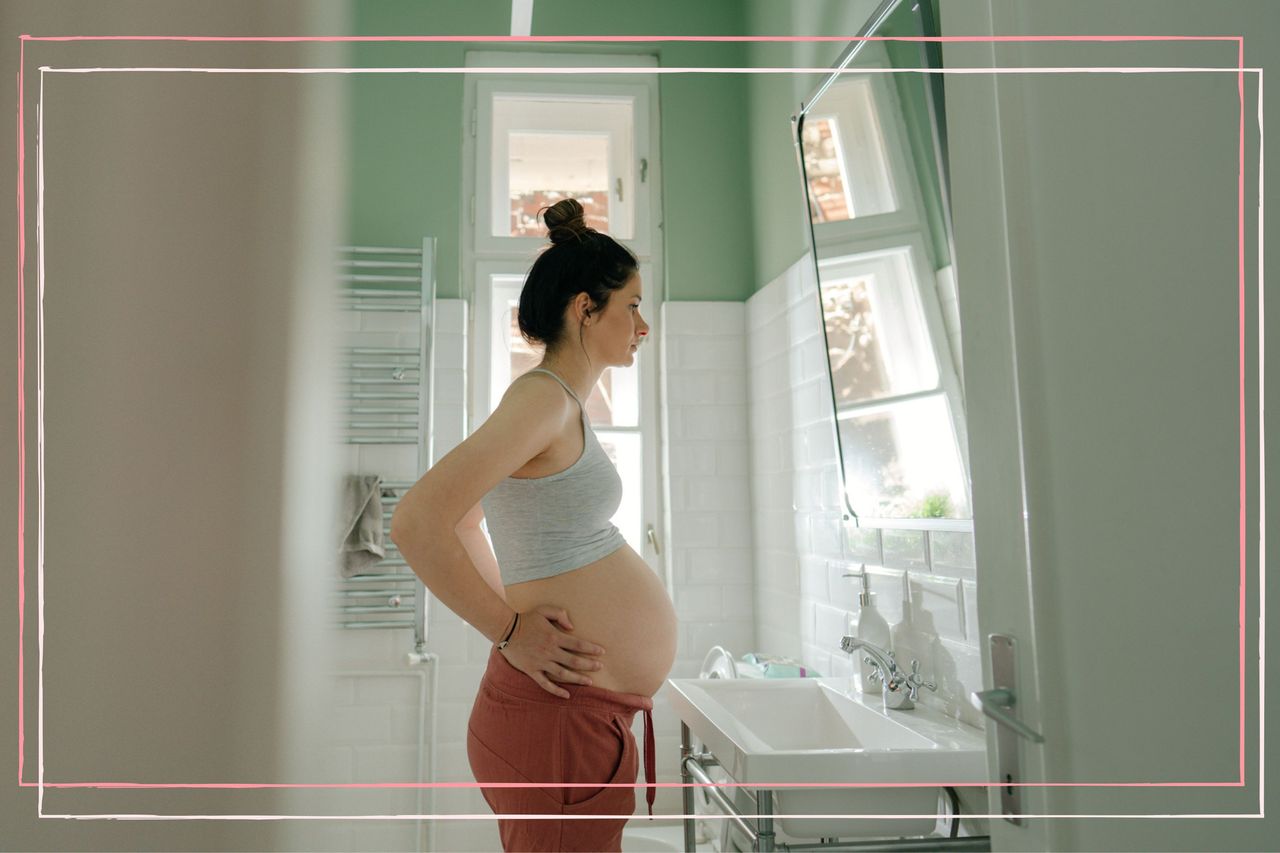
[505,544,677,697]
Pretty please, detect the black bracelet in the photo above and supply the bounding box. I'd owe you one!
[496,612,519,650]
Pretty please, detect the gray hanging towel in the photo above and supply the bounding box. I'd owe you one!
[337,473,386,578]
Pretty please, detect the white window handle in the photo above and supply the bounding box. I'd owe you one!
[646,524,661,555]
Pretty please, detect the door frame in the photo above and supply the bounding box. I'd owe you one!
[943,3,1053,849]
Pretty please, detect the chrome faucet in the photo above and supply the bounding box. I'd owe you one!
[839,637,936,710]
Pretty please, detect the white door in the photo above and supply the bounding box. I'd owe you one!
[945,1,1266,851]
[943,15,1051,849]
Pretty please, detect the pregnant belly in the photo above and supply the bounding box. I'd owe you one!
[503,543,677,697]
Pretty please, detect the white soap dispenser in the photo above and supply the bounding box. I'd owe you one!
[845,565,891,694]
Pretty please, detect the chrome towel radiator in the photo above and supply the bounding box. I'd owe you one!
[334,239,436,654]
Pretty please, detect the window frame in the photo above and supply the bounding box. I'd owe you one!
[820,233,971,527]
[807,52,927,251]
[480,82,640,250]
[806,47,972,530]
[467,51,656,259]
[462,52,668,577]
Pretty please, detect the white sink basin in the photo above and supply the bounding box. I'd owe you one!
[663,676,987,839]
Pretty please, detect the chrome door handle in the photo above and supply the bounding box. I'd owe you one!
[969,687,1045,743]
[981,633,1038,825]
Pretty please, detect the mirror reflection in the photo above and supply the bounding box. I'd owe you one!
[797,0,972,522]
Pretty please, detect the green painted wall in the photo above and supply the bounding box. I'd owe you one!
[347,0,753,300]
[346,0,947,300]
[742,0,876,289]
[347,2,507,300]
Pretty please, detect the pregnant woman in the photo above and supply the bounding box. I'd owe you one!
[391,198,678,852]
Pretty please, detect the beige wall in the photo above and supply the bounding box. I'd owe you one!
[1,3,350,849]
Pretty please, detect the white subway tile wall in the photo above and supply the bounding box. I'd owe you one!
[653,300,757,815]
[745,259,985,728]
[747,259,989,835]
[329,299,502,853]
[907,574,966,643]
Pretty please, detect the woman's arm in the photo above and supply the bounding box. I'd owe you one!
[456,508,506,603]
[393,522,513,641]
[389,376,563,638]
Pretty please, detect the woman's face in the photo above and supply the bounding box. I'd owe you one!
[591,272,649,366]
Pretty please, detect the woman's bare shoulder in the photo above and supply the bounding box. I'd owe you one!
[500,369,569,406]
[391,372,570,531]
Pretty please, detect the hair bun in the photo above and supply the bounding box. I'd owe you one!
[542,198,591,245]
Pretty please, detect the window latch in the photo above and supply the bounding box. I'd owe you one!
[646,524,661,556]
[616,177,624,202]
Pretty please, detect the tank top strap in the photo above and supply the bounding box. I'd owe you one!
[522,367,586,413]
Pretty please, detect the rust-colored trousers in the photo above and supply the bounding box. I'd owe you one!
[467,645,656,852]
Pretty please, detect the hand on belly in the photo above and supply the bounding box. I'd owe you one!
[508,547,678,696]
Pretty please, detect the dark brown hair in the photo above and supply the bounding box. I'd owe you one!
[517,198,638,356]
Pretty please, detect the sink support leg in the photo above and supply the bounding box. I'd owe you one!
[755,789,775,852]
[681,722,696,853]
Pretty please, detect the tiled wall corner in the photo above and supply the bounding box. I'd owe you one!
[746,258,846,671]
[746,260,988,837]
[745,260,986,735]
[653,300,757,812]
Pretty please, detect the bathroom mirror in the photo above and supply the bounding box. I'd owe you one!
[794,0,972,525]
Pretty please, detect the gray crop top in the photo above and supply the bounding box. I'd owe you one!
[480,368,628,585]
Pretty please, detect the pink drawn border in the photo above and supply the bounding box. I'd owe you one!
[14,33,1256,817]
